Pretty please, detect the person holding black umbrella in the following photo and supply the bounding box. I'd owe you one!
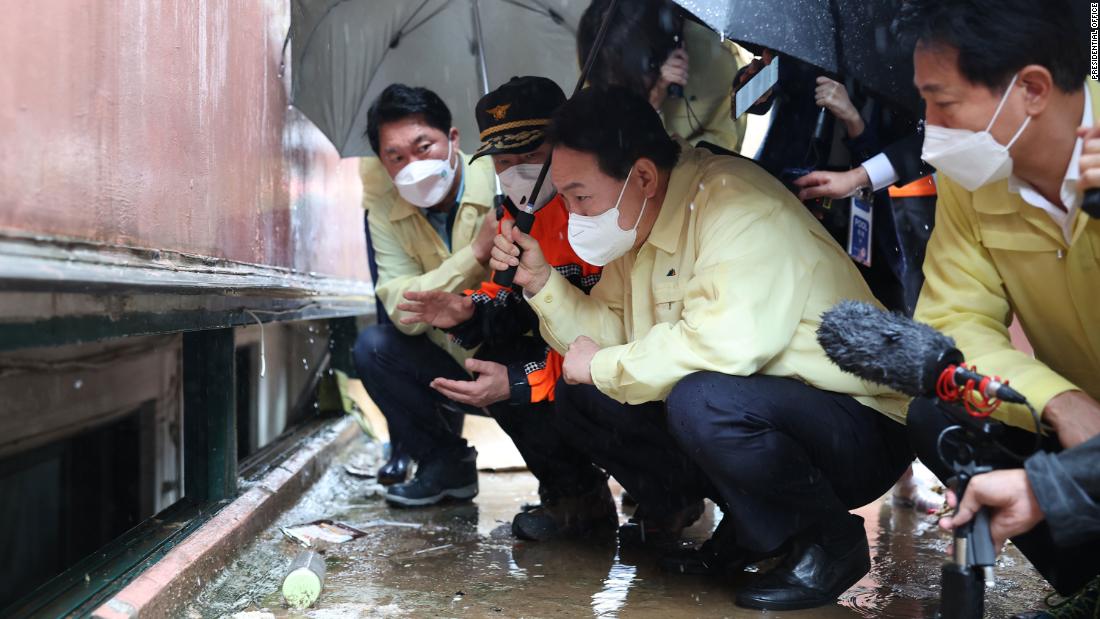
[490,85,914,611]
[577,0,749,153]
[396,76,619,541]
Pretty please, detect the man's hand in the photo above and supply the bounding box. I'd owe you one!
[1044,390,1100,449]
[794,167,871,201]
[939,469,1044,551]
[1078,126,1100,192]
[430,358,510,408]
[649,48,690,110]
[397,290,474,329]
[563,336,600,385]
[815,76,865,138]
[489,218,551,293]
[471,205,500,265]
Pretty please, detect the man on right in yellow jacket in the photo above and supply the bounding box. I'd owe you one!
[894,0,1100,600]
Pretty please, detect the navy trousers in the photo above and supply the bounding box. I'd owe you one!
[353,324,603,494]
[553,380,716,518]
[665,372,912,553]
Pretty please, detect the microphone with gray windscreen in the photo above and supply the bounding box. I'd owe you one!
[816,300,1027,404]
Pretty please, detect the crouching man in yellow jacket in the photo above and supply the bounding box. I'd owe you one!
[894,0,1100,602]
[490,86,912,612]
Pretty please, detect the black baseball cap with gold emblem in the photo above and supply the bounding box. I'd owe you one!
[470,76,566,162]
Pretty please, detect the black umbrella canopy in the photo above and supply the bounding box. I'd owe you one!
[832,0,918,112]
[671,0,919,114]
[672,0,838,70]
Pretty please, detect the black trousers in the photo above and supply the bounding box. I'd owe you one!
[908,398,1100,595]
[553,380,716,519]
[352,324,603,494]
[666,372,913,554]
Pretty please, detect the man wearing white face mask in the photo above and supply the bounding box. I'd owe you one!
[353,84,500,507]
[893,0,1100,604]
[396,77,616,541]
[490,86,914,611]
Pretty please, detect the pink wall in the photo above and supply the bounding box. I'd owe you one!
[0,0,368,281]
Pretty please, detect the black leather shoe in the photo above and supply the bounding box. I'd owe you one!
[376,444,412,486]
[660,517,787,576]
[618,500,705,550]
[735,530,870,610]
[385,446,478,507]
[660,513,736,575]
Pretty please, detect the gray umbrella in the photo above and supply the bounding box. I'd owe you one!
[671,0,919,114]
[287,0,588,157]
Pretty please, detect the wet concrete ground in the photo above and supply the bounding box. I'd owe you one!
[190,438,1054,618]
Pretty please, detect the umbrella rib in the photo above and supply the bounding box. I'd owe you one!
[400,0,456,40]
[388,0,432,46]
[342,0,447,152]
[498,0,576,34]
[496,0,544,16]
[297,0,355,70]
[828,0,845,73]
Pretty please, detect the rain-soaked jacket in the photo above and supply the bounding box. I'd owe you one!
[361,153,495,364]
[914,79,1100,431]
[1026,435,1100,547]
[526,141,910,422]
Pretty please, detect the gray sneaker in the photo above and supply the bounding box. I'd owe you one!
[384,446,478,508]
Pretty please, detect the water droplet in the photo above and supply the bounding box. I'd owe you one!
[73,379,83,390]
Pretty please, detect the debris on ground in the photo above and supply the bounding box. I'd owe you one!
[280,520,366,547]
[282,550,327,609]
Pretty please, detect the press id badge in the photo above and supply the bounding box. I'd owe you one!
[846,190,873,267]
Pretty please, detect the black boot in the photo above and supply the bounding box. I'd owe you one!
[376,443,412,486]
[512,482,618,541]
[617,500,705,550]
[735,514,870,611]
[384,446,478,507]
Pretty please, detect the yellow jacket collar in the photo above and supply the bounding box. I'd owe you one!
[971,79,1100,216]
[646,140,702,254]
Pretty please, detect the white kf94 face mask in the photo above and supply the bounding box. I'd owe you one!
[921,74,1032,192]
[498,163,556,210]
[567,164,648,267]
[393,139,458,208]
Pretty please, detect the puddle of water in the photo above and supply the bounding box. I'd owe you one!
[190,439,1054,619]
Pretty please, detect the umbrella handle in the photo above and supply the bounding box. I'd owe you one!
[492,208,537,288]
[813,107,828,141]
[493,0,620,291]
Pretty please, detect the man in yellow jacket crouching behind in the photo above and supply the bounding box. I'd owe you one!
[894,0,1100,601]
